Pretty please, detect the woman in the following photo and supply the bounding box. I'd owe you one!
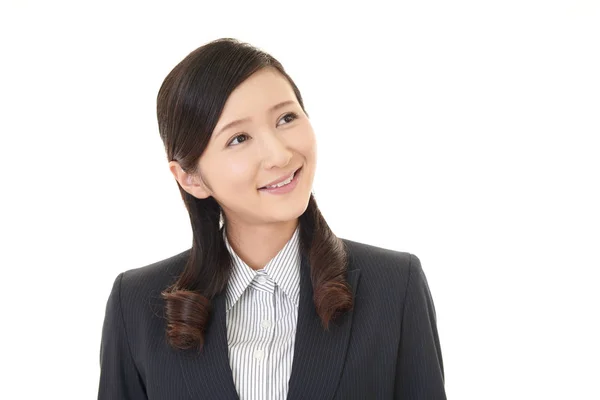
[98,38,446,400]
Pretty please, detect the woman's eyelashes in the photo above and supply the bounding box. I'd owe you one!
[277,112,298,127]
[227,112,299,147]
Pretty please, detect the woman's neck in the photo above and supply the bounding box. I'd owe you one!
[224,219,299,271]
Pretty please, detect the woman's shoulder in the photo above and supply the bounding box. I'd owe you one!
[122,248,189,280]
[339,238,432,312]
[113,248,191,302]
[340,237,423,280]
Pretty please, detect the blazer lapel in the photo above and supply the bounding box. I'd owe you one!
[177,291,240,400]
[286,251,361,400]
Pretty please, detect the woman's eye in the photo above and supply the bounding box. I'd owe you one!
[227,133,249,147]
[277,112,298,126]
[227,112,299,147]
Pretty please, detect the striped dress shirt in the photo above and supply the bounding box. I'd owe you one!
[222,225,301,400]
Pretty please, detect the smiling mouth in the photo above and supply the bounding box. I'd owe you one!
[259,167,302,189]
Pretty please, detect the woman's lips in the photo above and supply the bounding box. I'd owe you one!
[259,167,301,189]
[258,167,302,193]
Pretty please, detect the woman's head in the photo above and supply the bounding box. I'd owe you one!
[157,39,316,230]
[157,38,352,352]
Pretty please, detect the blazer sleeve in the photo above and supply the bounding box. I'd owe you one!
[394,254,447,399]
[98,272,147,400]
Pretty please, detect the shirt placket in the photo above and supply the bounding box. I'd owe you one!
[252,271,276,400]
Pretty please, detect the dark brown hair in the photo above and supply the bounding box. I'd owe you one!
[156,38,353,352]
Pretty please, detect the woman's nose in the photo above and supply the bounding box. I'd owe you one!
[259,131,293,168]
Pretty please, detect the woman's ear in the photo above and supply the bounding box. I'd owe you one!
[168,161,212,199]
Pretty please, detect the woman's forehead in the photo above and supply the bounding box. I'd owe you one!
[215,71,298,127]
[223,69,295,111]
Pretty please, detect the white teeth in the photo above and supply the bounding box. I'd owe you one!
[265,171,295,188]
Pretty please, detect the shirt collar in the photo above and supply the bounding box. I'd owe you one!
[223,224,301,312]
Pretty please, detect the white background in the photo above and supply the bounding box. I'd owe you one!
[1,1,599,399]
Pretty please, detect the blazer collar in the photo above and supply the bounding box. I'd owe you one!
[176,246,361,400]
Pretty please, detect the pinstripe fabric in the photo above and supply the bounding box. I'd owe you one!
[222,225,301,400]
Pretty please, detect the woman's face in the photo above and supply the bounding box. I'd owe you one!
[174,67,317,227]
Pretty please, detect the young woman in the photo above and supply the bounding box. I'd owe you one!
[98,38,446,400]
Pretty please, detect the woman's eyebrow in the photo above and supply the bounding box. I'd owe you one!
[215,100,296,138]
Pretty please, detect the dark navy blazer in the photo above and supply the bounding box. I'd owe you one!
[98,238,446,399]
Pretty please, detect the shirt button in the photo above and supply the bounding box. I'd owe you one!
[257,276,267,284]
[261,319,272,329]
[253,349,264,361]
